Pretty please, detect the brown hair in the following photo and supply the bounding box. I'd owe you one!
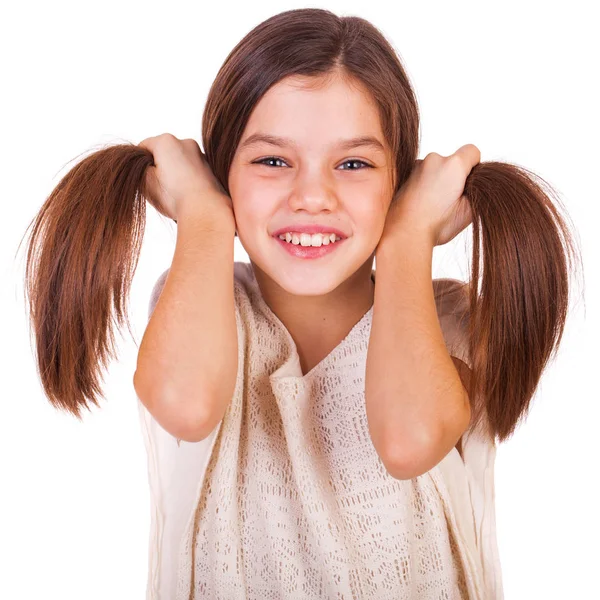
[18,8,583,444]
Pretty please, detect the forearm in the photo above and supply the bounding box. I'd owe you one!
[135,202,237,442]
[365,232,470,467]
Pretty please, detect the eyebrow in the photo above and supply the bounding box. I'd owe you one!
[238,133,386,153]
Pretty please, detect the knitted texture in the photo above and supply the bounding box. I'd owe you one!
[139,261,503,600]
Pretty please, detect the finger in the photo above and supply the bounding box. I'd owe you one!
[142,166,160,204]
[454,144,481,169]
[137,135,159,153]
[182,138,200,150]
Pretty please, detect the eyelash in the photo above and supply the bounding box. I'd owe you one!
[252,156,373,170]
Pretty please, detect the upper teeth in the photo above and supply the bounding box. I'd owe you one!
[278,232,341,246]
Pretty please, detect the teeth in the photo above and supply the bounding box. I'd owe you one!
[278,232,341,247]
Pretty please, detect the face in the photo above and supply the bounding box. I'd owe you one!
[228,73,395,296]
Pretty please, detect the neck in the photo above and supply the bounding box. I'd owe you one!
[251,258,376,373]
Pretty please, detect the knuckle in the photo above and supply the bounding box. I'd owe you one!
[446,154,464,171]
[158,133,178,148]
[183,138,201,153]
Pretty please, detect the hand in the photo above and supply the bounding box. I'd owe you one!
[138,133,235,226]
[379,144,480,248]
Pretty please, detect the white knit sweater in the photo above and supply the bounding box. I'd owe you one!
[137,261,504,600]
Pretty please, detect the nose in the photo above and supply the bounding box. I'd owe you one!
[287,171,338,213]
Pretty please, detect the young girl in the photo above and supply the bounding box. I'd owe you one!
[21,8,581,600]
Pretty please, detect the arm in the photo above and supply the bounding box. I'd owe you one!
[365,231,471,480]
[134,202,238,443]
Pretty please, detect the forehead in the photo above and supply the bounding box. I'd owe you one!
[238,75,386,153]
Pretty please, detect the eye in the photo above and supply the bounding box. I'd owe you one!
[253,156,287,168]
[338,159,373,170]
[252,156,373,170]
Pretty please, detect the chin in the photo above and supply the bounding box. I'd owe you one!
[273,269,342,295]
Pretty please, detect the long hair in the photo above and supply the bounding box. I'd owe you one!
[18,8,583,444]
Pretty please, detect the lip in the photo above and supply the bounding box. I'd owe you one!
[272,225,348,239]
[274,235,346,259]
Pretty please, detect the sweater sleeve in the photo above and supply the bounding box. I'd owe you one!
[434,278,472,370]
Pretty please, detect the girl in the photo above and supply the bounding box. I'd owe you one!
[21,8,581,600]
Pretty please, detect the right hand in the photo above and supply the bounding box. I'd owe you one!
[138,133,235,227]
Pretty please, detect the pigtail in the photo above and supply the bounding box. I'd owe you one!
[459,160,582,443]
[18,143,161,419]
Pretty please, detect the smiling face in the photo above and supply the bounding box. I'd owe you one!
[228,72,395,296]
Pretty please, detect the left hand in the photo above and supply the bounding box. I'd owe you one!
[379,144,480,248]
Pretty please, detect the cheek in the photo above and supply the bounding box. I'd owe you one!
[355,198,389,230]
[232,192,276,235]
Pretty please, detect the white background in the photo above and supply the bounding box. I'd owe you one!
[1,1,597,598]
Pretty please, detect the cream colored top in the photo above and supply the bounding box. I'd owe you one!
[137,261,504,600]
